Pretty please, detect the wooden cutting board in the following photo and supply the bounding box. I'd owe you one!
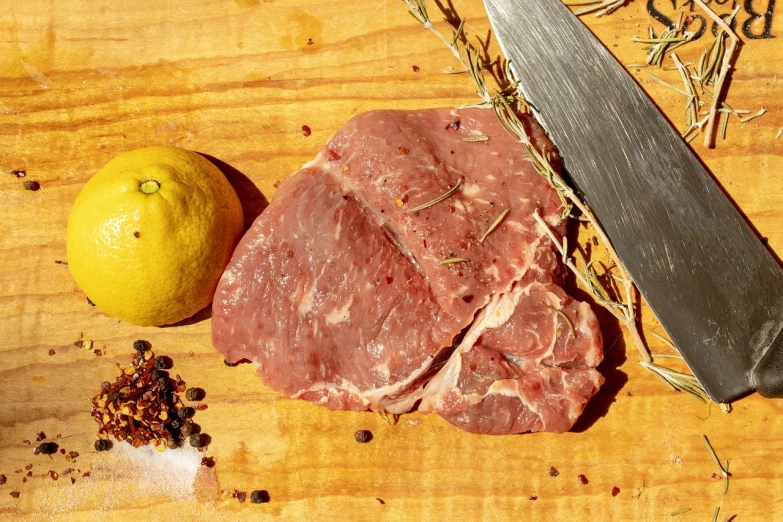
[1,0,781,520]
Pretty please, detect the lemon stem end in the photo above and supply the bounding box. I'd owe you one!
[140,180,160,194]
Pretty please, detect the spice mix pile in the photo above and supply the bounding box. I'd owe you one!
[90,341,206,451]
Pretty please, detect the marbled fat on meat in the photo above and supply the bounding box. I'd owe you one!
[211,108,604,434]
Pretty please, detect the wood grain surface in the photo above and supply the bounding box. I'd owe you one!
[1,0,782,520]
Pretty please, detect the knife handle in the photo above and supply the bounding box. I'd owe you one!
[752,329,783,399]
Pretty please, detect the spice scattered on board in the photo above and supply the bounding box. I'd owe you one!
[611,486,620,496]
[35,442,58,455]
[301,125,312,137]
[354,429,372,443]
[23,180,40,191]
[90,341,209,452]
[250,489,270,504]
[577,474,589,485]
[548,467,560,477]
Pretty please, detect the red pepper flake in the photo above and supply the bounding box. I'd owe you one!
[48,349,56,356]
[68,451,79,459]
[577,474,589,485]
[63,468,74,475]
[711,472,721,480]
[196,404,208,411]
[14,469,22,474]
[22,477,27,483]
[24,464,32,470]
[49,470,59,480]
[301,125,312,137]
[70,477,76,484]
[528,495,537,501]
[445,119,461,131]
[233,490,247,503]
[307,37,313,45]
[59,448,66,455]
[82,472,91,478]
[398,147,409,155]
[376,497,386,504]
[74,340,84,349]
[0,475,6,485]
[412,65,420,72]
[548,467,559,477]
[36,431,46,441]
[26,471,32,477]
[201,456,215,468]
[326,149,341,162]
[54,260,68,265]
[94,348,103,357]
[611,486,620,497]
[56,434,61,438]
[10,491,20,499]
[22,440,30,445]
[133,231,141,238]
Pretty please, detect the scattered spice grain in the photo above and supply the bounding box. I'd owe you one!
[36,431,46,441]
[0,475,6,485]
[250,489,270,504]
[548,467,560,477]
[185,387,204,401]
[578,474,589,485]
[23,180,40,191]
[528,495,537,501]
[36,442,58,455]
[94,439,111,452]
[412,65,420,72]
[301,125,312,137]
[611,486,620,496]
[10,491,20,498]
[48,349,56,356]
[354,429,372,443]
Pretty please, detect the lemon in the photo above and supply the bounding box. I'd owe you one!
[66,146,244,326]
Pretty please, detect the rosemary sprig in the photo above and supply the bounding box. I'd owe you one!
[564,0,626,17]
[639,361,707,402]
[633,13,695,67]
[702,434,730,494]
[740,107,766,123]
[671,508,691,516]
[440,257,470,265]
[693,1,741,147]
[546,306,575,338]
[479,208,509,243]
[646,72,690,97]
[463,135,489,142]
[410,179,462,212]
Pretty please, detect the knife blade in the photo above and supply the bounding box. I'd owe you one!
[484,0,783,402]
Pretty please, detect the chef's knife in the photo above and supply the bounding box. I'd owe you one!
[484,0,783,402]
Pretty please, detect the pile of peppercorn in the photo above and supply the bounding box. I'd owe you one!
[90,340,207,451]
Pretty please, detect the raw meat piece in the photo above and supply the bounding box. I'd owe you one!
[211,107,604,433]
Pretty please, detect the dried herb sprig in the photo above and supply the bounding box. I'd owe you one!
[479,208,509,243]
[739,107,766,124]
[546,306,575,338]
[694,1,741,147]
[463,135,489,142]
[671,508,691,516]
[702,434,730,493]
[440,257,470,265]
[633,13,695,67]
[564,0,626,17]
[409,179,462,212]
[639,361,707,402]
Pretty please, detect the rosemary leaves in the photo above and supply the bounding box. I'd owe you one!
[409,179,462,212]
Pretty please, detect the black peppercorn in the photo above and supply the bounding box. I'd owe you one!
[153,356,167,369]
[133,340,149,352]
[180,422,194,437]
[250,490,270,504]
[158,378,170,393]
[94,440,111,452]
[185,387,203,401]
[189,433,205,448]
[23,180,40,191]
[168,418,182,430]
[36,442,58,455]
[149,369,160,381]
[178,407,195,420]
[353,430,372,443]
[108,392,119,402]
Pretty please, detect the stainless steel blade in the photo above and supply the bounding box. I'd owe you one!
[485,0,783,402]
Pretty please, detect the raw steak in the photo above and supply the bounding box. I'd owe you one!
[212,107,604,434]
